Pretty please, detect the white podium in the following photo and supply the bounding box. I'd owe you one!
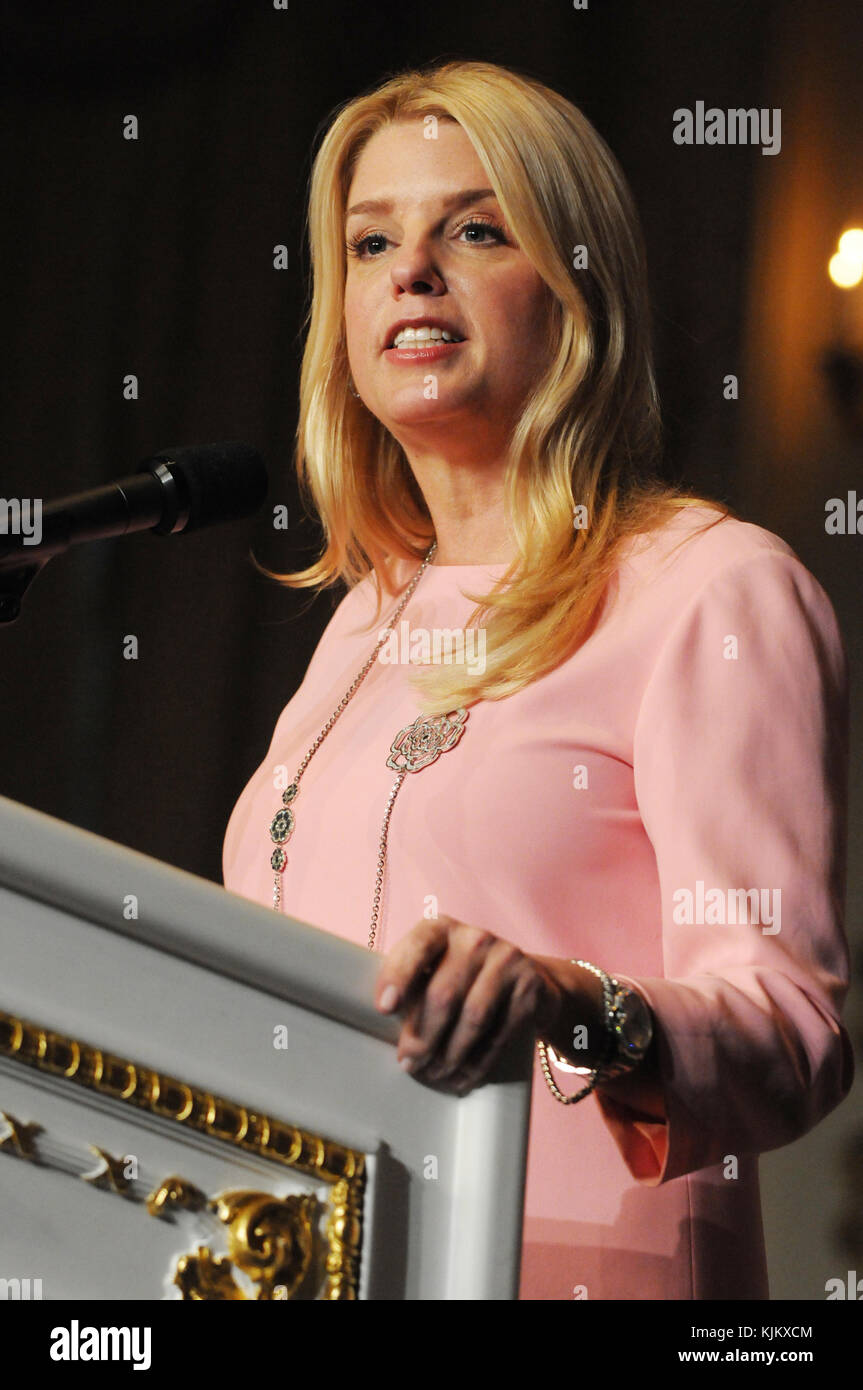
[0,794,532,1300]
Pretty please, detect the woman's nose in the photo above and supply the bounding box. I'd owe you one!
[389,234,446,296]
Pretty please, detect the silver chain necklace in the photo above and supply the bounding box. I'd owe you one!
[268,540,470,951]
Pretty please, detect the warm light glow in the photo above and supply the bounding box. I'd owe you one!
[829,227,863,288]
[838,228,863,260]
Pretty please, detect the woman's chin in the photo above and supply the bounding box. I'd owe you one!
[373,394,467,433]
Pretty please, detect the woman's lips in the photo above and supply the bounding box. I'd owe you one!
[383,341,466,362]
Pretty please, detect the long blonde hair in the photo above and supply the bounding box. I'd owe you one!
[262,59,734,713]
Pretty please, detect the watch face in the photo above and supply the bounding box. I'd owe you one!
[619,990,653,1054]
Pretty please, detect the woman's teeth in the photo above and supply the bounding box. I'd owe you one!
[391,327,463,348]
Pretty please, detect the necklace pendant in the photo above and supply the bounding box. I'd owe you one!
[386,708,469,773]
[267,542,444,920]
[271,786,298,873]
[270,806,295,844]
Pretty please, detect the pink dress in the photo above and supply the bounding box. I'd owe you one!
[222,505,853,1299]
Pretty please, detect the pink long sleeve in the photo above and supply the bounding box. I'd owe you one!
[223,506,854,1297]
[596,549,854,1184]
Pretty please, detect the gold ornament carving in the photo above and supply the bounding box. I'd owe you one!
[146,1176,207,1219]
[0,1007,366,1299]
[83,1145,134,1196]
[324,1177,363,1301]
[174,1247,245,1301]
[173,1189,317,1300]
[0,1111,42,1160]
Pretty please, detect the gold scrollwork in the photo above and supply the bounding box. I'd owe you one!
[0,1111,42,1161]
[0,1008,365,1298]
[171,1184,316,1301]
[174,1246,245,1300]
[146,1176,208,1219]
[82,1145,135,1196]
[173,1189,317,1300]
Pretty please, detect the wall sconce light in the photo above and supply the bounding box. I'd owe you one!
[821,227,863,440]
[828,229,863,290]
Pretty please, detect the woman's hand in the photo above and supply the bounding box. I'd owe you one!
[373,915,605,1094]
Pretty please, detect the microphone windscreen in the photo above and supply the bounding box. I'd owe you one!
[141,442,268,532]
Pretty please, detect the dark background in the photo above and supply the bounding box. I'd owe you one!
[1,0,861,1303]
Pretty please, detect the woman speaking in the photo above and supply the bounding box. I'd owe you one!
[223,60,853,1300]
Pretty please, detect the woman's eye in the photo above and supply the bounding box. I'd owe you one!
[346,232,389,259]
[457,218,507,245]
[346,217,507,261]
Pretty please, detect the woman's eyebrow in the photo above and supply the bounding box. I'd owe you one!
[345,187,498,220]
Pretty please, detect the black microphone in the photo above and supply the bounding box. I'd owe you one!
[0,441,268,622]
[0,441,267,569]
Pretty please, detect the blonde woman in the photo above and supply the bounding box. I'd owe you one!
[223,60,853,1300]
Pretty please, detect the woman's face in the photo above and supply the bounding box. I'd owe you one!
[343,119,554,450]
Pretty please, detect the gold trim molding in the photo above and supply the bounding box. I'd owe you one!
[0,1008,365,1299]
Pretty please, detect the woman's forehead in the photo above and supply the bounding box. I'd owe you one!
[346,122,493,211]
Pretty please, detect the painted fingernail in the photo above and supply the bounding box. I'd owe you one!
[378,985,399,1012]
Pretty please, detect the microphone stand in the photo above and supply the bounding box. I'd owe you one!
[0,561,44,624]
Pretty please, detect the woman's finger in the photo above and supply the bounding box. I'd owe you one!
[428,939,539,1078]
[421,939,526,1078]
[446,973,541,1092]
[374,918,452,1014]
[396,926,497,1068]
